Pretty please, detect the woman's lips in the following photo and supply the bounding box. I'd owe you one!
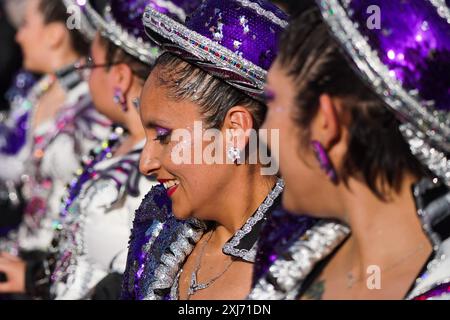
[166,185,178,197]
[158,179,179,197]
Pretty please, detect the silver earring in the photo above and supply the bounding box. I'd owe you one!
[227,147,241,163]
[132,97,140,110]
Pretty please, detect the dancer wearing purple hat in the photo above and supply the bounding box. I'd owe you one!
[0,0,196,300]
[249,0,450,300]
[0,0,110,255]
[128,0,314,300]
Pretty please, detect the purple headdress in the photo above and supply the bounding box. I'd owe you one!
[78,0,202,65]
[317,0,450,186]
[143,0,289,101]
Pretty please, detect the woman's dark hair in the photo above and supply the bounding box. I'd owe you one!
[152,52,266,130]
[278,8,427,199]
[38,0,90,56]
[99,35,152,81]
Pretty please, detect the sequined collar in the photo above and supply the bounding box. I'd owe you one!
[223,178,285,262]
[248,220,350,300]
[125,178,284,300]
[407,178,450,300]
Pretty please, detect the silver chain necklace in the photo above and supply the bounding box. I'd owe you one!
[185,230,235,300]
[346,242,427,289]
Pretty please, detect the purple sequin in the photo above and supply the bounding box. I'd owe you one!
[185,0,288,71]
[253,208,316,285]
[414,281,450,300]
[349,0,450,111]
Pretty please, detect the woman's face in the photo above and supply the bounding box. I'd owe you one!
[15,0,51,73]
[139,67,236,221]
[263,60,340,218]
[88,33,124,124]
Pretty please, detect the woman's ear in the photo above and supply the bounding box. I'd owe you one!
[310,94,341,149]
[43,22,67,50]
[223,106,254,150]
[110,63,134,97]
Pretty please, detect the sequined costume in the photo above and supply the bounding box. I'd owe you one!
[122,179,290,300]
[0,64,111,254]
[0,71,36,235]
[49,130,157,300]
[249,0,450,300]
[17,0,175,300]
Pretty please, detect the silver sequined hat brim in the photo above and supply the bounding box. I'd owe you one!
[142,2,286,101]
[84,1,160,66]
[317,0,450,186]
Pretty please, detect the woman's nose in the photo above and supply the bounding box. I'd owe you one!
[139,143,161,176]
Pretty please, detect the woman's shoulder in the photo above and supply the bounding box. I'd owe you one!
[249,219,350,300]
[121,185,205,300]
[253,208,317,285]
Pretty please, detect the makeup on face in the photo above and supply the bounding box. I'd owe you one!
[154,126,172,145]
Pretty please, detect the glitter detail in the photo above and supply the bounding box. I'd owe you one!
[152,0,188,22]
[222,178,284,261]
[143,0,288,101]
[248,221,350,300]
[318,0,450,186]
[85,2,160,65]
[234,0,288,28]
[51,132,145,295]
[428,0,450,24]
[144,7,267,91]
[252,209,317,286]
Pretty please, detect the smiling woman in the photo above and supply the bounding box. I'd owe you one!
[120,0,315,301]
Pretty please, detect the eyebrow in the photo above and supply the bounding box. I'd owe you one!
[143,119,171,130]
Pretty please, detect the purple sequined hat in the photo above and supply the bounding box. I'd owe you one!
[81,0,201,65]
[317,0,450,186]
[143,0,289,101]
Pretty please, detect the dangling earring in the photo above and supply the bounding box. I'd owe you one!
[311,140,338,184]
[132,97,140,110]
[113,88,128,112]
[227,146,241,164]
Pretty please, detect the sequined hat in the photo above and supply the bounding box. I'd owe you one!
[143,0,289,101]
[81,0,201,65]
[317,0,450,186]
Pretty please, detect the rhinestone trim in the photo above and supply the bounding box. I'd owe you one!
[248,221,350,300]
[143,5,274,96]
[222,178,285,261]
[318,0,450,186]
[85,3,160,65]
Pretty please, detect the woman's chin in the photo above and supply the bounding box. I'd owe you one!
[172,206,192,221]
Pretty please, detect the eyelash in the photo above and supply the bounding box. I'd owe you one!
[153,128,172,145]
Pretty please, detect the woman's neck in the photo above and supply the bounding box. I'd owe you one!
[48,51,81,74]
[338,175,432,279]
[210,173,278,248]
